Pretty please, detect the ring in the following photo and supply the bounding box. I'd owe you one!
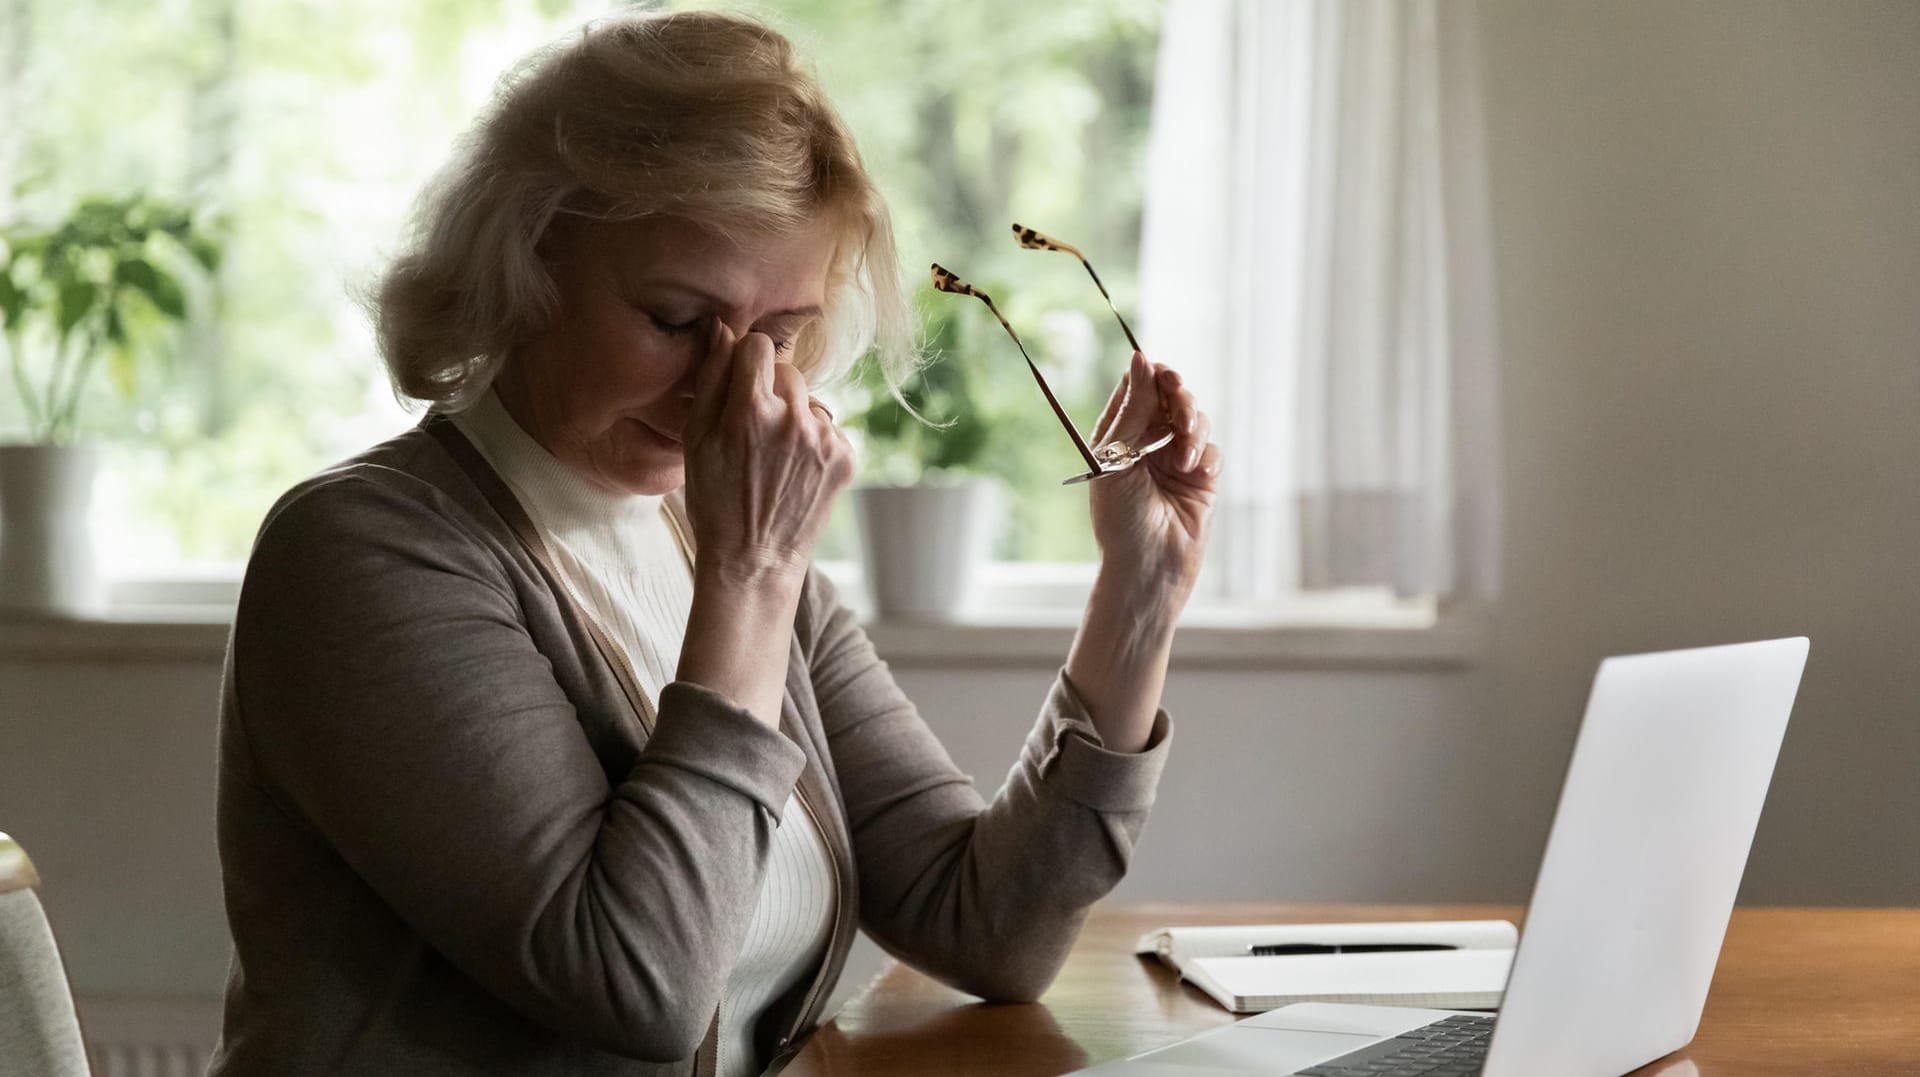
[807,397,836,423]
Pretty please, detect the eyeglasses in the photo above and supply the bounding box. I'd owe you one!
[932,223,1174,485]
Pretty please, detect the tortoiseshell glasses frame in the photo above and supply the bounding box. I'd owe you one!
[932,223,1175,485]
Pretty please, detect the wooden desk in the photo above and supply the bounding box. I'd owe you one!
[787,903,1920,1077]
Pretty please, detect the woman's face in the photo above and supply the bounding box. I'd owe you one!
[495,214,837,496]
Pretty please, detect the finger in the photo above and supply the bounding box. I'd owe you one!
[728,331,778,418]
[825,421,857,488]
[689,318,737,439]
[1156,366,1189,417]
[1150,367,1181,427]
[1155,439,1223,491]
[1197,441,1222,481]
[1141,365,1196,463]
[770,358,811,421]
[1156,380,1196,459]
[1110,349,1160,440]
[1183,409,1212,472]
[1091,354,1136,444]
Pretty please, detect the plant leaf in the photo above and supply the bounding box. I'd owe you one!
[116,256,160,295]
[104,296,134,345]
[863,398,906,441]
[0,272,22,328]
[107,307,138,396]
[927,393,988,469]
[120,257,188,319]
[149,267,188,319]
[57,279,99,337]
[186,234,223,272]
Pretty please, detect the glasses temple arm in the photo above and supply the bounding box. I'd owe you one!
[976,294,1102,473]
[1075,259,1143,355]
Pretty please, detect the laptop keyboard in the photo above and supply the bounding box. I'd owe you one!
[1295,1014,1495,1076]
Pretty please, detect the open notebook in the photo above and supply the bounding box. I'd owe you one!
[1135,920,1518,1013]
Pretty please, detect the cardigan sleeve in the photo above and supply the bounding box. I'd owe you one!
[799,567,1173,1002]
[228,470,806,1061]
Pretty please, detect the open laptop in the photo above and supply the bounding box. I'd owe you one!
[1068,637,1809,1077]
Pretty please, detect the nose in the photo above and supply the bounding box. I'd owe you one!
[674,319,780,404]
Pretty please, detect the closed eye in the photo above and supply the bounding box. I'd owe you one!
[645,311,703,336]
[762,316,817,357]
[644,307,807,355]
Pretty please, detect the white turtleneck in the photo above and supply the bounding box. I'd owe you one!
[451,390,834,1077]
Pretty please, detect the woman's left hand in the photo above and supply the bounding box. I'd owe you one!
[1086,351,1222,603]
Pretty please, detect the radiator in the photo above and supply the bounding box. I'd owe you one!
[75,997,221,1077]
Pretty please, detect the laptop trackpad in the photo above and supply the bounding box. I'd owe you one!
[1139,1026,1377,1071]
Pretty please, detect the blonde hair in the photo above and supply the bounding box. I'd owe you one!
[371,9,914,409]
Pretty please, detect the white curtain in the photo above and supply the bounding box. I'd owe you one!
[1138,0,1501,601]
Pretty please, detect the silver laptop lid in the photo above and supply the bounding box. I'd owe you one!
[1483,638,1808,1077]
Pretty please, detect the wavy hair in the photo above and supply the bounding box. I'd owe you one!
[370,9,915,410]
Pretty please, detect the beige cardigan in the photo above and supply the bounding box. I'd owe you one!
[207,415,1172,1076]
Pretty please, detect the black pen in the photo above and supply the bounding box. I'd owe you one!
[1249,943,1460,956]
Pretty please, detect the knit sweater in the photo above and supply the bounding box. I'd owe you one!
[208,412,1174,1076]
[451,391,833,1077]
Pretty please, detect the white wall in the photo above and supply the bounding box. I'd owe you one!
[1474,0,1920,903]
[1,0,1915,1015]
[3,659,228,995]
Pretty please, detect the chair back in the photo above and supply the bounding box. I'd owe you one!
[1,832,91,1077]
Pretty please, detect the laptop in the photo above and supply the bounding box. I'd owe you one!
[1068,637,1809,1077]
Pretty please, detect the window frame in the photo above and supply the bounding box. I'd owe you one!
[6,2,1487,654]
[44,560,1482,671]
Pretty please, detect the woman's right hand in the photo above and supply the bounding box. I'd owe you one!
[680,319,854,595]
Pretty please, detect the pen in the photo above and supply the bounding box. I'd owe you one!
[1249,943,1460,956]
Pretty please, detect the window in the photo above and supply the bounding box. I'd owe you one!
[5,0,590,575]
[3,0,1167,589]
[3,0,1493,625]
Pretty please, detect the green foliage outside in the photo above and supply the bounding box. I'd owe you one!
[841,282,994,486]
[0,195,222,443]
[0,0,1162,569]
[734,0,1163,561]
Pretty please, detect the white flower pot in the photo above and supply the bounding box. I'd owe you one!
[0,443,106,619]
[852,479,997,621]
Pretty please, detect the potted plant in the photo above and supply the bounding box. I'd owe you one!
[843,285,999,621]
[0,194,221,617]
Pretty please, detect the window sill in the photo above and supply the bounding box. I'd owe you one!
[0,607,235,664]
[0,602,1484,670]
[857,610,1484,669]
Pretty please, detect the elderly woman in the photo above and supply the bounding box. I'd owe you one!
[210,10,1219,1077]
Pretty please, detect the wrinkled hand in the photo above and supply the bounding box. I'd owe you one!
[1086,351,1222,601]
[681,320,854,591]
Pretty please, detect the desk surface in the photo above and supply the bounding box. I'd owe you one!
[787,903,1920,1077]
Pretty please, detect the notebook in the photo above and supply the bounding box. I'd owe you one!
[1134,920,1517,1013]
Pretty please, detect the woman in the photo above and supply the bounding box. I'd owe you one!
[210,10,1220,1077]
